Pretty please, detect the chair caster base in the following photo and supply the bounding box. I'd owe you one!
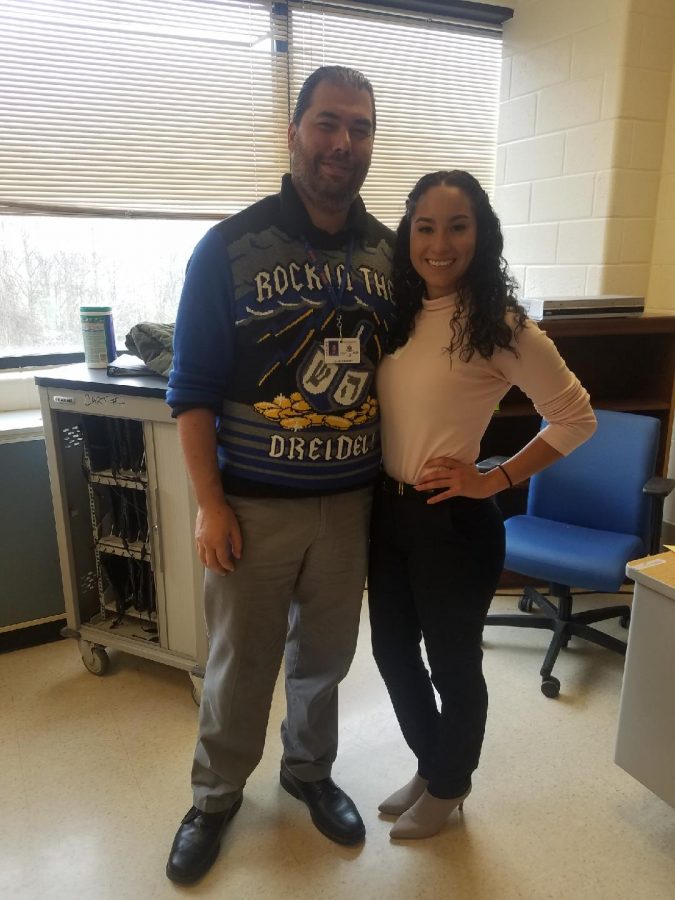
[541,675,560,698]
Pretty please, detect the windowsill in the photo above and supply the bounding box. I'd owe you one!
[0,408,43,442]
[0,351,84,371]
[0,369,41,411]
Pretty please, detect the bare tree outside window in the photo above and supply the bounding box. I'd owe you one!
[0,217,212,356]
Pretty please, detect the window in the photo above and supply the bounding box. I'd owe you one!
[0,0,510,359]
[0,216,208,355]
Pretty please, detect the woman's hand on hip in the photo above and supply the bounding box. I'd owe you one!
[415,456,502,504]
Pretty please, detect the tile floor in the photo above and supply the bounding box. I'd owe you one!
[2,591,674,899]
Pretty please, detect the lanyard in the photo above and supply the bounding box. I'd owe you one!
[302,236,354,338]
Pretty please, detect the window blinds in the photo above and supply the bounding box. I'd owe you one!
[0,0,289,215]
[0,0,504,224]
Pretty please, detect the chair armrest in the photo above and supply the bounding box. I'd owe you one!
[644,477,675,554]
[476,455,509,474]
[643,476,675,499]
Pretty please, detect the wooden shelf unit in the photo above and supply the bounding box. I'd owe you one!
[482,314,675,477]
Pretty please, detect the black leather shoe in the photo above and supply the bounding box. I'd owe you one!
[280,763,365,845]
[166,796,243,884]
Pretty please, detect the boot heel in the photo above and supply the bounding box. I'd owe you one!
[390,786,471,840]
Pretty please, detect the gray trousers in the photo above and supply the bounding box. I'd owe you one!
[192,487,373,813]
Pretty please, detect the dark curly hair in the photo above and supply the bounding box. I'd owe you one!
[388,170,527,360]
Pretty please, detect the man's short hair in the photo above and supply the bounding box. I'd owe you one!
[291,66,376,131]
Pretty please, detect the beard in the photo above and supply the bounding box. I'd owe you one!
[291,137,371,213]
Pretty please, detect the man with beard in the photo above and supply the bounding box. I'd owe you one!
[165,66,395,884]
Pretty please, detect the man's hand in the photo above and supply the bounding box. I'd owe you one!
[195,500,242,575]
[415,456,502,504]
[176,410,243,574]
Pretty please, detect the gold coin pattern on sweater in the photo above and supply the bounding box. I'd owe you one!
[253,394,378,431]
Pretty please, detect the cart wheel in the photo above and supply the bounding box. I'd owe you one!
[541,676,560,698]
[81,643,109,676]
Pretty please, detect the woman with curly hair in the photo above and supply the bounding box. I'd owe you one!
[369,170,596,839]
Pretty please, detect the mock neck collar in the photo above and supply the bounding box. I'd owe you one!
[422,292,459,312]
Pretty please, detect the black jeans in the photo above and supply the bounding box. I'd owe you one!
[368,482,505,799]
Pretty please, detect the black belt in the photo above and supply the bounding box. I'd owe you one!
[379,471,438,499]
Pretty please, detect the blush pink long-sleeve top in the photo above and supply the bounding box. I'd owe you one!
[376,293,596,484]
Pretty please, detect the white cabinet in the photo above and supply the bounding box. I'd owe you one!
[36,365,206,700]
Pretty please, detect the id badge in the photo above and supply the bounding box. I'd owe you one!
[323,337,361,364]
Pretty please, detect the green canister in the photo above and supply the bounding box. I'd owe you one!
[80,306,117,368]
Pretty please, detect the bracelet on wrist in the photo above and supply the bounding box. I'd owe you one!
[497,463,513,488]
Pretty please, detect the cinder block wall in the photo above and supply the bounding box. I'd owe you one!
[495,0,675,303]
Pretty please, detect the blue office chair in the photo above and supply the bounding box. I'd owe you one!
[484,409,674,697]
